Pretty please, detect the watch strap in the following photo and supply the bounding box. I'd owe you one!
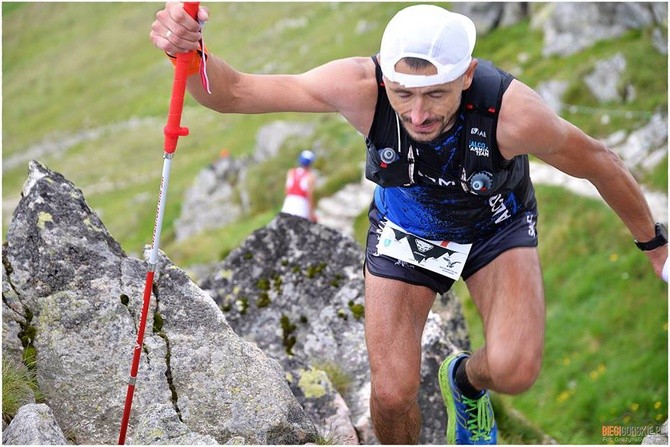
[635,223,668,251]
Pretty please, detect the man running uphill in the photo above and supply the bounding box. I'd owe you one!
[151,3,668,444]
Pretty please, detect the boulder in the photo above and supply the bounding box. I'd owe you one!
[253,121,315,162]
[1,404,67,445]
[533,3,665,57]
[584,53,628,103]
[199,213,471,444]
[642,420,668,445]
[3,161,472,445]
[2,161,318,444]
[450,3,528,35]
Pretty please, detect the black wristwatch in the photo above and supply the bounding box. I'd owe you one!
[634,223,668,251]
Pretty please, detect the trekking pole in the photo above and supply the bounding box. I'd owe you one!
[118,2,200,444]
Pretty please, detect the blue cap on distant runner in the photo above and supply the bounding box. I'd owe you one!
[298,150,315,167]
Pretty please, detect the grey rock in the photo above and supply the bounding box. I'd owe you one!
[2,403,67,445]
[2,260,26,367]
[174,120,315,241]
[152,252,316,444]
[451,2,528,35]
[584,53,627,103]
[253,121,315,162]
[175,155,249,241]
[287,366,359,444]
[129,403,219,445]
[2,161,318,445]
[534,3,663,57]
[642,420,668,445]
[652,27,667,55]
[199,213,471,444]
[316,171,375,236]
[3,161,472,445]
[604,113,668,174]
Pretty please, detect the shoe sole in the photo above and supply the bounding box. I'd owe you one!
[439,352,465,445]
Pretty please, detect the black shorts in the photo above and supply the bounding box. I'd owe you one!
[365,202,539,294]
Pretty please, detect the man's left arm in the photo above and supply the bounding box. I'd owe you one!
[497,80,668,279]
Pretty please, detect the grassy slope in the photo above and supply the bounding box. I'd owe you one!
[2,2,405,253]
[2,2,667,444]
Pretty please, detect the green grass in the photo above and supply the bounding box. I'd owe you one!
[645,154,669,193]
[2,2,403,251]
[458,185,668,444]
[165,209,277,266]
[476,19,667,141]
[2,357,41,423]
[312,360,354,399]
[2,2,667,443]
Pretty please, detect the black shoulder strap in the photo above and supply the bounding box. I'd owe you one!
[372,55,384,86]
[463,59,511,116]
[460,59,514,195]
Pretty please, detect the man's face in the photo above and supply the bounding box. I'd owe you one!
[384,59,476,142]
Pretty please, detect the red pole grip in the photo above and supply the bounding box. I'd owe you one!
[163,2,200,154]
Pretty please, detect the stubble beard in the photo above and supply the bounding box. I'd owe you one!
[400,116,452,143]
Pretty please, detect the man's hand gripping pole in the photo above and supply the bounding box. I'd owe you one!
[163,1,200,154]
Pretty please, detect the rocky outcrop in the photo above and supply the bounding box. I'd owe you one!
[3,161,471,445]
[174,154,248,241]
[532,3,666,56]
[2,161,318,444]
[584,53,630,103]
[315,170,376,236]
[451,2,529,34]
[253,121,316,162]
[2,404,67,445]
[642,420,668,445]
[449,3,666,59]
[198,213,471,444]
[605,113,669,174]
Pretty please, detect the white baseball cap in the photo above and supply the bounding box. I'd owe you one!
[380,5,476,88]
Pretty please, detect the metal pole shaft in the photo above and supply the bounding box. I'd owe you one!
[149,154,174,264]
[118,153,174,444]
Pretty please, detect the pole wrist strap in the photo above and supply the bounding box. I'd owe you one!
[165,38,211,93]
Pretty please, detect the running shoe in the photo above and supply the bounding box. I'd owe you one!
[439,352,497,444]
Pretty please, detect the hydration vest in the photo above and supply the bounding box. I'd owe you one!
[365,57,526,197]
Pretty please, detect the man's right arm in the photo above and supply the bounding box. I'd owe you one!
[150,3,377,134]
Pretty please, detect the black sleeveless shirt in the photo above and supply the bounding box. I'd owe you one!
[366,57,537,243]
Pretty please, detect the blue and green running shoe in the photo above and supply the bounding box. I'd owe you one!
[438,352,497,444]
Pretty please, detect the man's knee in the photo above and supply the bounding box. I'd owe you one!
[486,349,542,395]
[370,375,420,419]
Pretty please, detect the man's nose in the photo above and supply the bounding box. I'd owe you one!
[409,98,430,124]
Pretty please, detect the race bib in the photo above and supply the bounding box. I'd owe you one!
[377,219,472,280]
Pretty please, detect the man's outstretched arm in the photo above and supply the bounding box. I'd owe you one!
[498,80,668,280]
[150,2,377,133]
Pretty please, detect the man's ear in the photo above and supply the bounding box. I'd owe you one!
[462,59,478,90]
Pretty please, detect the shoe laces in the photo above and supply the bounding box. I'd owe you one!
[462,394,494,442]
